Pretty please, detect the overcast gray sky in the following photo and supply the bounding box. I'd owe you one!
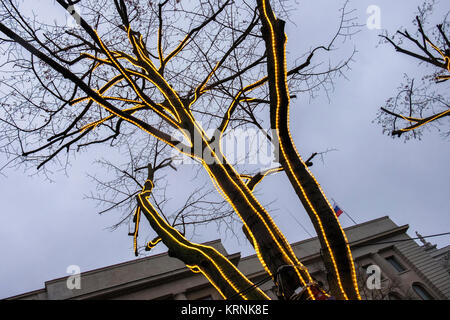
[1,0,449,299]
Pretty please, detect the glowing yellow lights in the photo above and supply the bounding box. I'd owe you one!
[80,104,145,132]
[69,75,124,106]
[136,180,270,300]
[133,207,141,256]
[398,109,450,134]
[380,41,449,135]
[218,79,266,137]
[181,103,315,298]
[390,41,450,134]
[68,30,206,160]
[93,29,182,126]
[247,167,283,191]
[186,61,221,111]
[398,114,423,123]
[163,34,190,67]
[186,265,201,273]
[146,237,162,250]
[127,27,184,122]
[427,39,450,81]
[260,0,360,299]
[157,27,164,68]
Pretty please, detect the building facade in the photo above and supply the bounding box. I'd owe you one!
[6,216,450,300]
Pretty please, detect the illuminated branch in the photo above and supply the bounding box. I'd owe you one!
[145,236,162,252]
[136,165,270,300]
[204,55,266,92]
[55,0,189,132]
[80,104,147,132]
[426,39,450,81]
[379,14,449,139]
[0,22,193,158]
[217,79,267,136]
[92,29,183,125]
[387,107,450,137]
[242,166,283,191]
[257,0,360,300]
[381,34,446,71]
[381,16,449,81]
[201,157,315,299]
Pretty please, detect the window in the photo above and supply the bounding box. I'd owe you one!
[412,284,434,300]
[385,256,406,273]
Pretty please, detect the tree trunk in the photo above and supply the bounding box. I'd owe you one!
[202,147,315,299]
[256,0,360,300]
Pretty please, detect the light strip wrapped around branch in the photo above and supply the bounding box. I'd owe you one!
[136,166,270,300]
[257,0,360,300]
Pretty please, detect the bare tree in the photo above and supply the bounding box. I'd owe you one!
[377,0,450,140]
[0,0,362,299]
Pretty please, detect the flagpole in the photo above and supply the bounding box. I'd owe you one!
[343,210,358,225]
[331,198,357,225]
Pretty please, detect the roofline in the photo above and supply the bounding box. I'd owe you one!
[44,239,226,285]
[5,216,411,299]
[5,288,46,300]
[239,216,409,262]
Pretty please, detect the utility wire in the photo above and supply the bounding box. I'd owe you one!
[286,207,313,238]
[348,231,450,248]
[228,273,274,300]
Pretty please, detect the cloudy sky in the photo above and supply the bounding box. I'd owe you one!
[1,0,449,299]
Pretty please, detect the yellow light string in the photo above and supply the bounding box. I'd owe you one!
[76,34,197,155]
[218,79,266,137]
[426,39,450,81]
[80,104,146,132]
[398,108,450,133]
[247,167,284,191]
[95,29,182,127]
[261,0,360,299]
[133,206,141,256]
[157,27,164,68]
[185,113,313,298]
[137,183,270,300]
[69,75,124,106]
[127,28,182,122]
[163,34,190,66]
[146,237,162,250]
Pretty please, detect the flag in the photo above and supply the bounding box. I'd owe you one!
[333,204,343,217]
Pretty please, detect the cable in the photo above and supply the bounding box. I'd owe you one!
[348,231,450,249]
[228,273,273,300]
